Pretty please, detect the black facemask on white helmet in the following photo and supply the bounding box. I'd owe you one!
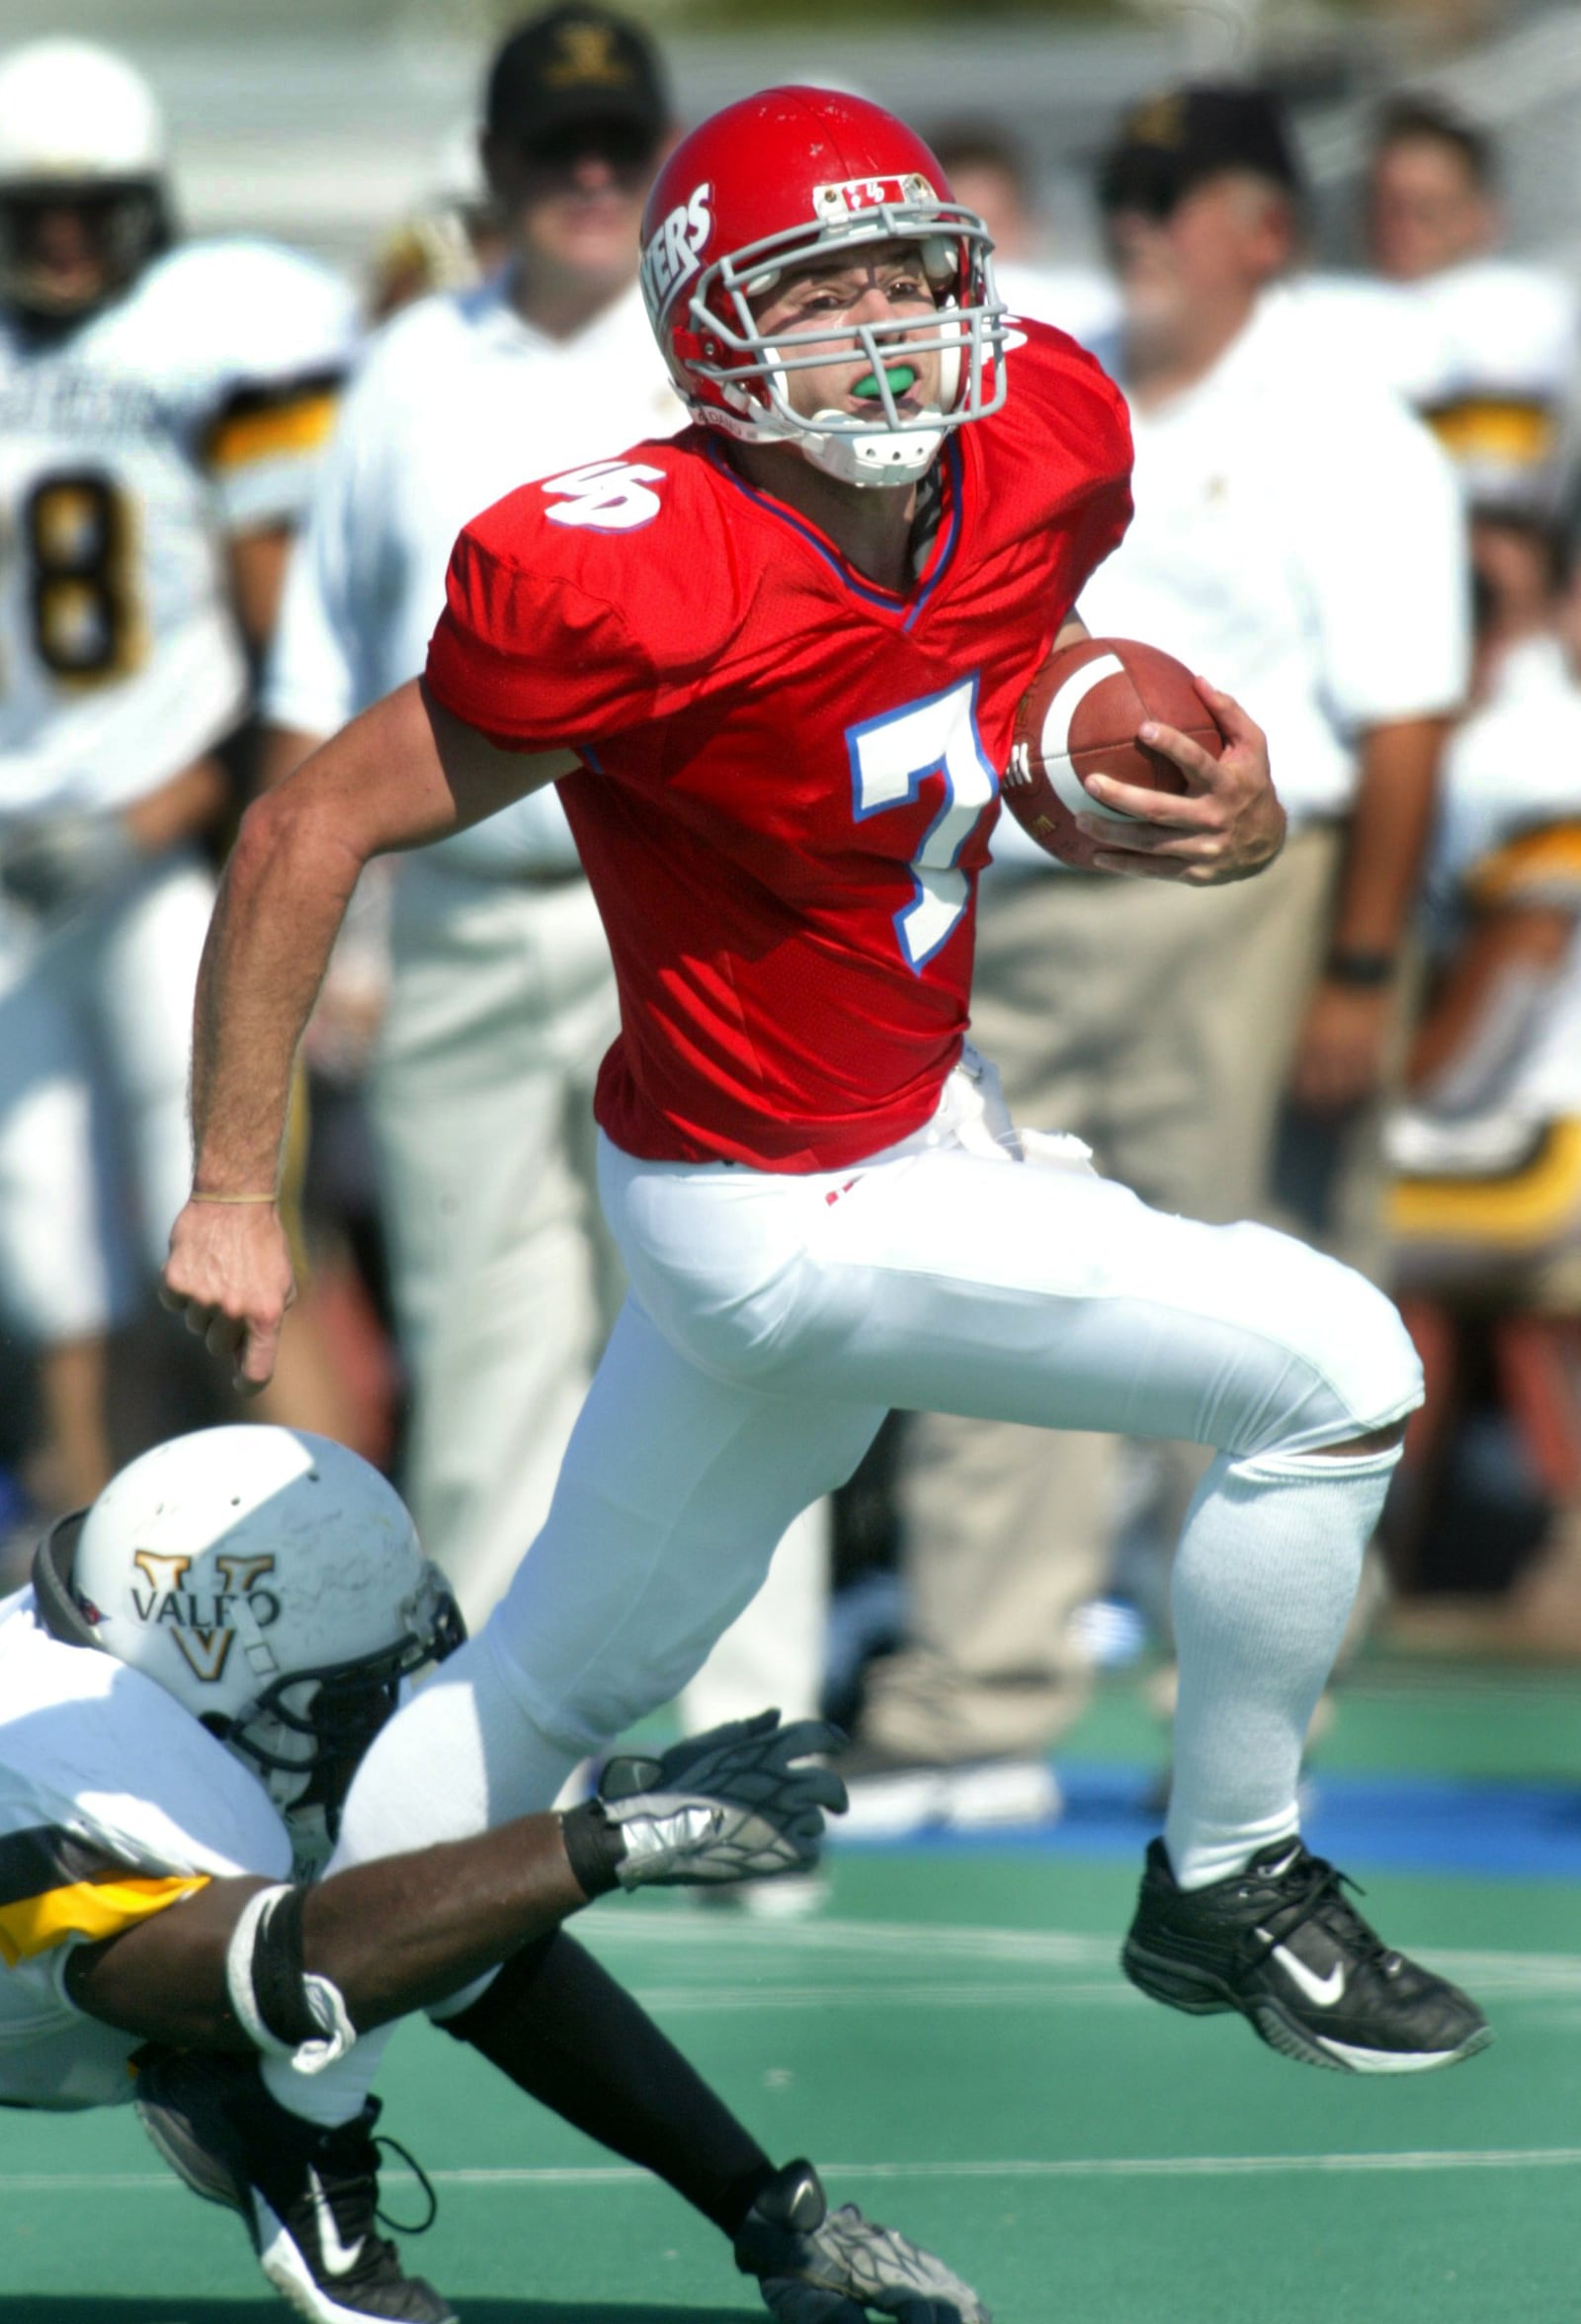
[0,38,173,324]
[32,1426,463,1876]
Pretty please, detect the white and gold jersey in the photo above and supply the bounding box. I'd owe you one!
[1388,634,1581,1264]
[0,236,355,829]
[0,1583,291,2111]
[1298,260,1579,511]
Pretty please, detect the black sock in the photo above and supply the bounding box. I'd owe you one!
[439,1931,775,2236]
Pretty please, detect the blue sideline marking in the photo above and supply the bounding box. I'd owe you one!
[830,1762,1581,1880]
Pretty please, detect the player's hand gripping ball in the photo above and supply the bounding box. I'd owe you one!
[1003,637,1227,870]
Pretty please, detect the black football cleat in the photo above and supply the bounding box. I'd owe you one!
[1122,1835,1492,2074]
[134,2048,455,2324]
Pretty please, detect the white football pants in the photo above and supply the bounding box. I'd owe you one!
[285,1052,1420,2121]
[333,1054,1421,1827]
[0,852,213,1342]
[482,1055,1418,1766]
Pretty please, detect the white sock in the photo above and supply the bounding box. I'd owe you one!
[262,2033,390,2125]
[1164,1442,1400,1890]
[263,1630,579,2125]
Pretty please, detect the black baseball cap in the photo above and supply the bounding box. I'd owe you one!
[1098,84,1303,216]
[485,5,671,149]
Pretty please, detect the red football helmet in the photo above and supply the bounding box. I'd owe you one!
[640,86,1007,488]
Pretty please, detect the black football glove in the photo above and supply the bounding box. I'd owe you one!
[736,2159,991,2324]
[561,1709,847,1893]
[1,807,135,915]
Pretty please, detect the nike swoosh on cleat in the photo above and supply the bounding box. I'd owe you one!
[1258,1935,1346,2008]
[307,2166,366,2278]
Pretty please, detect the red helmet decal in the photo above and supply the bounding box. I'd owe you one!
[640,180,712,322]
[813,175,937,223]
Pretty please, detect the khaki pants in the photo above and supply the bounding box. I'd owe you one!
[371,860,620,1630]
[373,855,830,1727]
[864,828,1380,1763]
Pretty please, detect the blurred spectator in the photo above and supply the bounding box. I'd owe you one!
[0,39,357,1536]
[364,120,509,323]
[265,4,671,1626]
[1386,519,1581,1622]
[847,84,1468,1829]
[261,8,830,1768]
[928,122,1119,349]
[1308,95,1579,521]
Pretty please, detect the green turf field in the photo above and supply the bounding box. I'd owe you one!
[4,1654,1579,2323]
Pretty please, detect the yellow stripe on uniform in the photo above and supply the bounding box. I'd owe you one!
[0,1873,210,1966]
[207,391,339,473]
[1469,821,1581,911]
[1390,1118,1581,1250]
[1424,395,1558,468]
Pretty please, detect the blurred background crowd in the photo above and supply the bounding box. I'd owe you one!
[2,0,1580,1859]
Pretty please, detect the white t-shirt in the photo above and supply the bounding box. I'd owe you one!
[993,287,1469,868]
[0,1586,291,2111]
[265,275,683,876]
[0,239,356,828]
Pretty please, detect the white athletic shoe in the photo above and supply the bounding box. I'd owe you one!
[837,1746,1062,1839]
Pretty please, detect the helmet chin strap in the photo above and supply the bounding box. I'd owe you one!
[799,415,943,488]
[744,342,944,488]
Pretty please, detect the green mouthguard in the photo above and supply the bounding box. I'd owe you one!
[853,364,918,399]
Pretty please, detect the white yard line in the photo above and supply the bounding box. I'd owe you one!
[588,1915,1581,1997]
[6,2148,1581,2197]
[624,1979,1135,2010]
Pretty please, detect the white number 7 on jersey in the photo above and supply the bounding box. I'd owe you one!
[847,676,998,971]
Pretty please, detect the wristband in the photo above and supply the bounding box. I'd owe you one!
[558,1800,628,1900]
[223,1884,357,2074]
[1324,946,1397,989]
[191,1192,278,1204]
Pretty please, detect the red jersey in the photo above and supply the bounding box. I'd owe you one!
[425,319,1132,1171]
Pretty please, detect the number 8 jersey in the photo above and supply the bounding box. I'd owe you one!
[426,319,1132,1173]
[0,237,354,827]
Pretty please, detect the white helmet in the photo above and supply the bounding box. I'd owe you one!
[33,1428,463,1871]
[0,40,171,321]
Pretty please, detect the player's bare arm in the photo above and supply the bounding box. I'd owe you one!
[1406,896,1574,1098]
[65,1816,586,2048]
[1040,609,1282,885]
[227,523,296,656]
[161,678,574,1389]
[120,756,230,855]
[1075,676,1284,884]
[1290,711,1448,1112]
[63,1711,841,2050]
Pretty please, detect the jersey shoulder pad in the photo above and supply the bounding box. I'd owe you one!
[469,432,742,656]
[429,434,741,748]
[998,316,1132,480]
[1431,258,1579,388]
[131,237,358,399]
[1004,313,1129,444]
[0,1595,292,1889]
